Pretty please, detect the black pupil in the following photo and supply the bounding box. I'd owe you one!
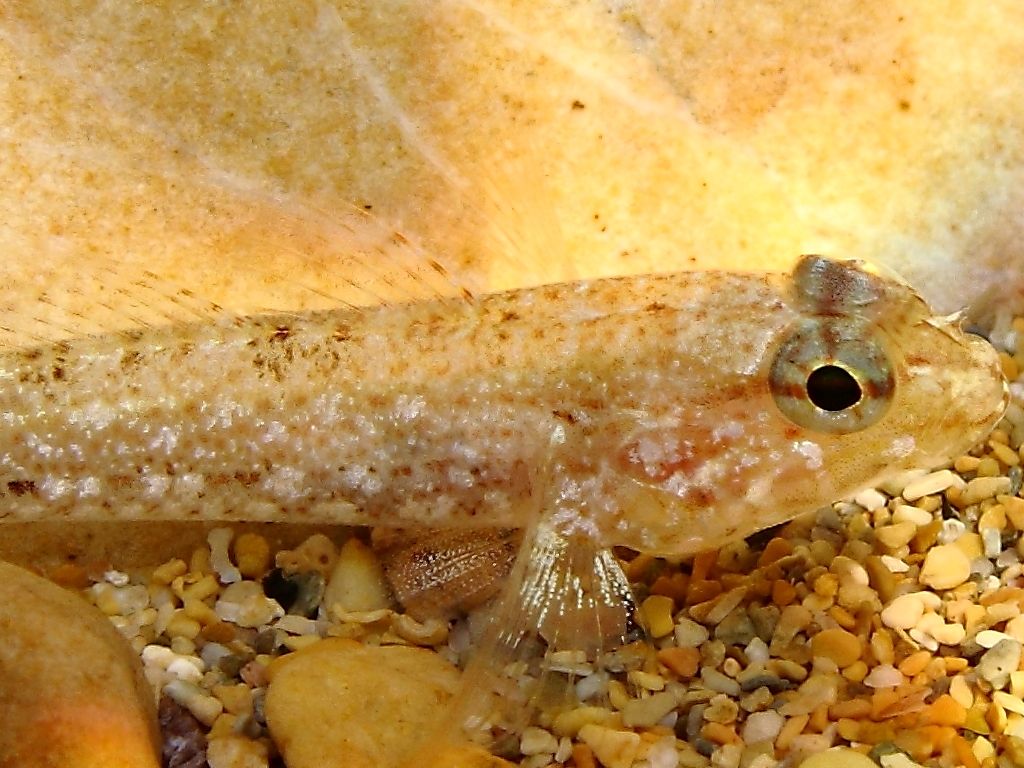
[806,365,862,412]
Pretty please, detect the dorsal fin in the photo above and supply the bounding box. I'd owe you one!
[0,157,473,350]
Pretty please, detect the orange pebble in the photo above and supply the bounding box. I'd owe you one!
[649,573,689,603]
[47,563,92,590]
[701,722,741,745]
[686,580,722,604]
[775,714,809,751]
[624,553,657,582]
[830,699,872,720]
[656,647,700,679]
[758,537,794,567]
[898,650,932,677]
[572,743,597,768]
[950,734,981,768]
[923,694,967,727]
[772,580,797,607]
[690,550,718,582]
[808,703,830,733]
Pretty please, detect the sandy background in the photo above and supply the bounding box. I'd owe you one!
[0,0,1021,340]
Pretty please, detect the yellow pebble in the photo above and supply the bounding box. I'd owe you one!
[152,558,188,585]
[640,595,675,639]
[175,573,220,602]
[989,441,1020,467]
[920,545,971,590]
[875,522,917,549]
[190,546,211,575]
[282,635,323,652]
[961,476,1012,505]
[1001,495,1024,530]
[842,660,868,683]
[975,457,1002,478]
[183,597,220,626]
[607,680,630,711]
[870,629,895,666]
[234,533,271,578]
[810,627,861,668]
[979,505,1007,533]
[797,747,876,768]
[953,533,984,561]
[954,455,982,474]
[165,611,202,640]
[577,724,641,768]
[950,675,974,709]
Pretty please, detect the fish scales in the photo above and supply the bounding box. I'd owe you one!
[0,257,1008,555]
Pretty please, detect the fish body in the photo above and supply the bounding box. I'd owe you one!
[0,257,1007,554]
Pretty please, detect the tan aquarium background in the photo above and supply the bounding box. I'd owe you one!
[0,1,1022,323]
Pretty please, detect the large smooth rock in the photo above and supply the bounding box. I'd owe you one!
[265,638,504,768]
[0,561,160,768]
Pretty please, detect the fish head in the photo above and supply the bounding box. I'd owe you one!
[589,256,1008,555]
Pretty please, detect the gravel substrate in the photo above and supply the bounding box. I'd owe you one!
[61,319,1024,768]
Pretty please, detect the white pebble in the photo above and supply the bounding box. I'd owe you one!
[938,519,967,544]
[993,691,1024,716]
[1006,717,1024,740]
[977,638,1022,689]
[200,642,233,670]
[575,672,608,702]
[930,622,966,646]
[646,736,680,768]
[554,737,573,763]
[863,664,905,688]
[741,710,784,744]
[164,679,223,726]
[880,754,927,768]
[215,580,284,628]
[982,527,1003,559]
[891,505,934,527]
[208,527,242,585]
[673,617,709,647]
[880,555,910,573]
[103,569,131,587]
[908,628,939,652]
[745,637,770,664]
[901,470,962,501]
[977,630,1016,649]
[141,644,177,669]
[881,593,926,630]
[520,727,558,756]
[273,615,322,636]
[166,657,204,683]
[854,488,887,511]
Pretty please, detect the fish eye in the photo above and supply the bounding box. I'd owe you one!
[770,318,894,434]
[805,365,862,411]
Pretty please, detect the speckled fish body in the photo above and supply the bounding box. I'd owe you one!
[0,257,1007,554]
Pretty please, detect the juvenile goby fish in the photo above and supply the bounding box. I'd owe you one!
[0,256,1007,554]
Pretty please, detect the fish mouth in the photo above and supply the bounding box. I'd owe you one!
[966,328,1009,393]
[943,328,1009,432]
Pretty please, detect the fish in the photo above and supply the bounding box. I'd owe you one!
[0,253,1007,760]
[0,255,1006,554]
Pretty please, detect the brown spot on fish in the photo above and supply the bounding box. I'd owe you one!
[6,479,36,497]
